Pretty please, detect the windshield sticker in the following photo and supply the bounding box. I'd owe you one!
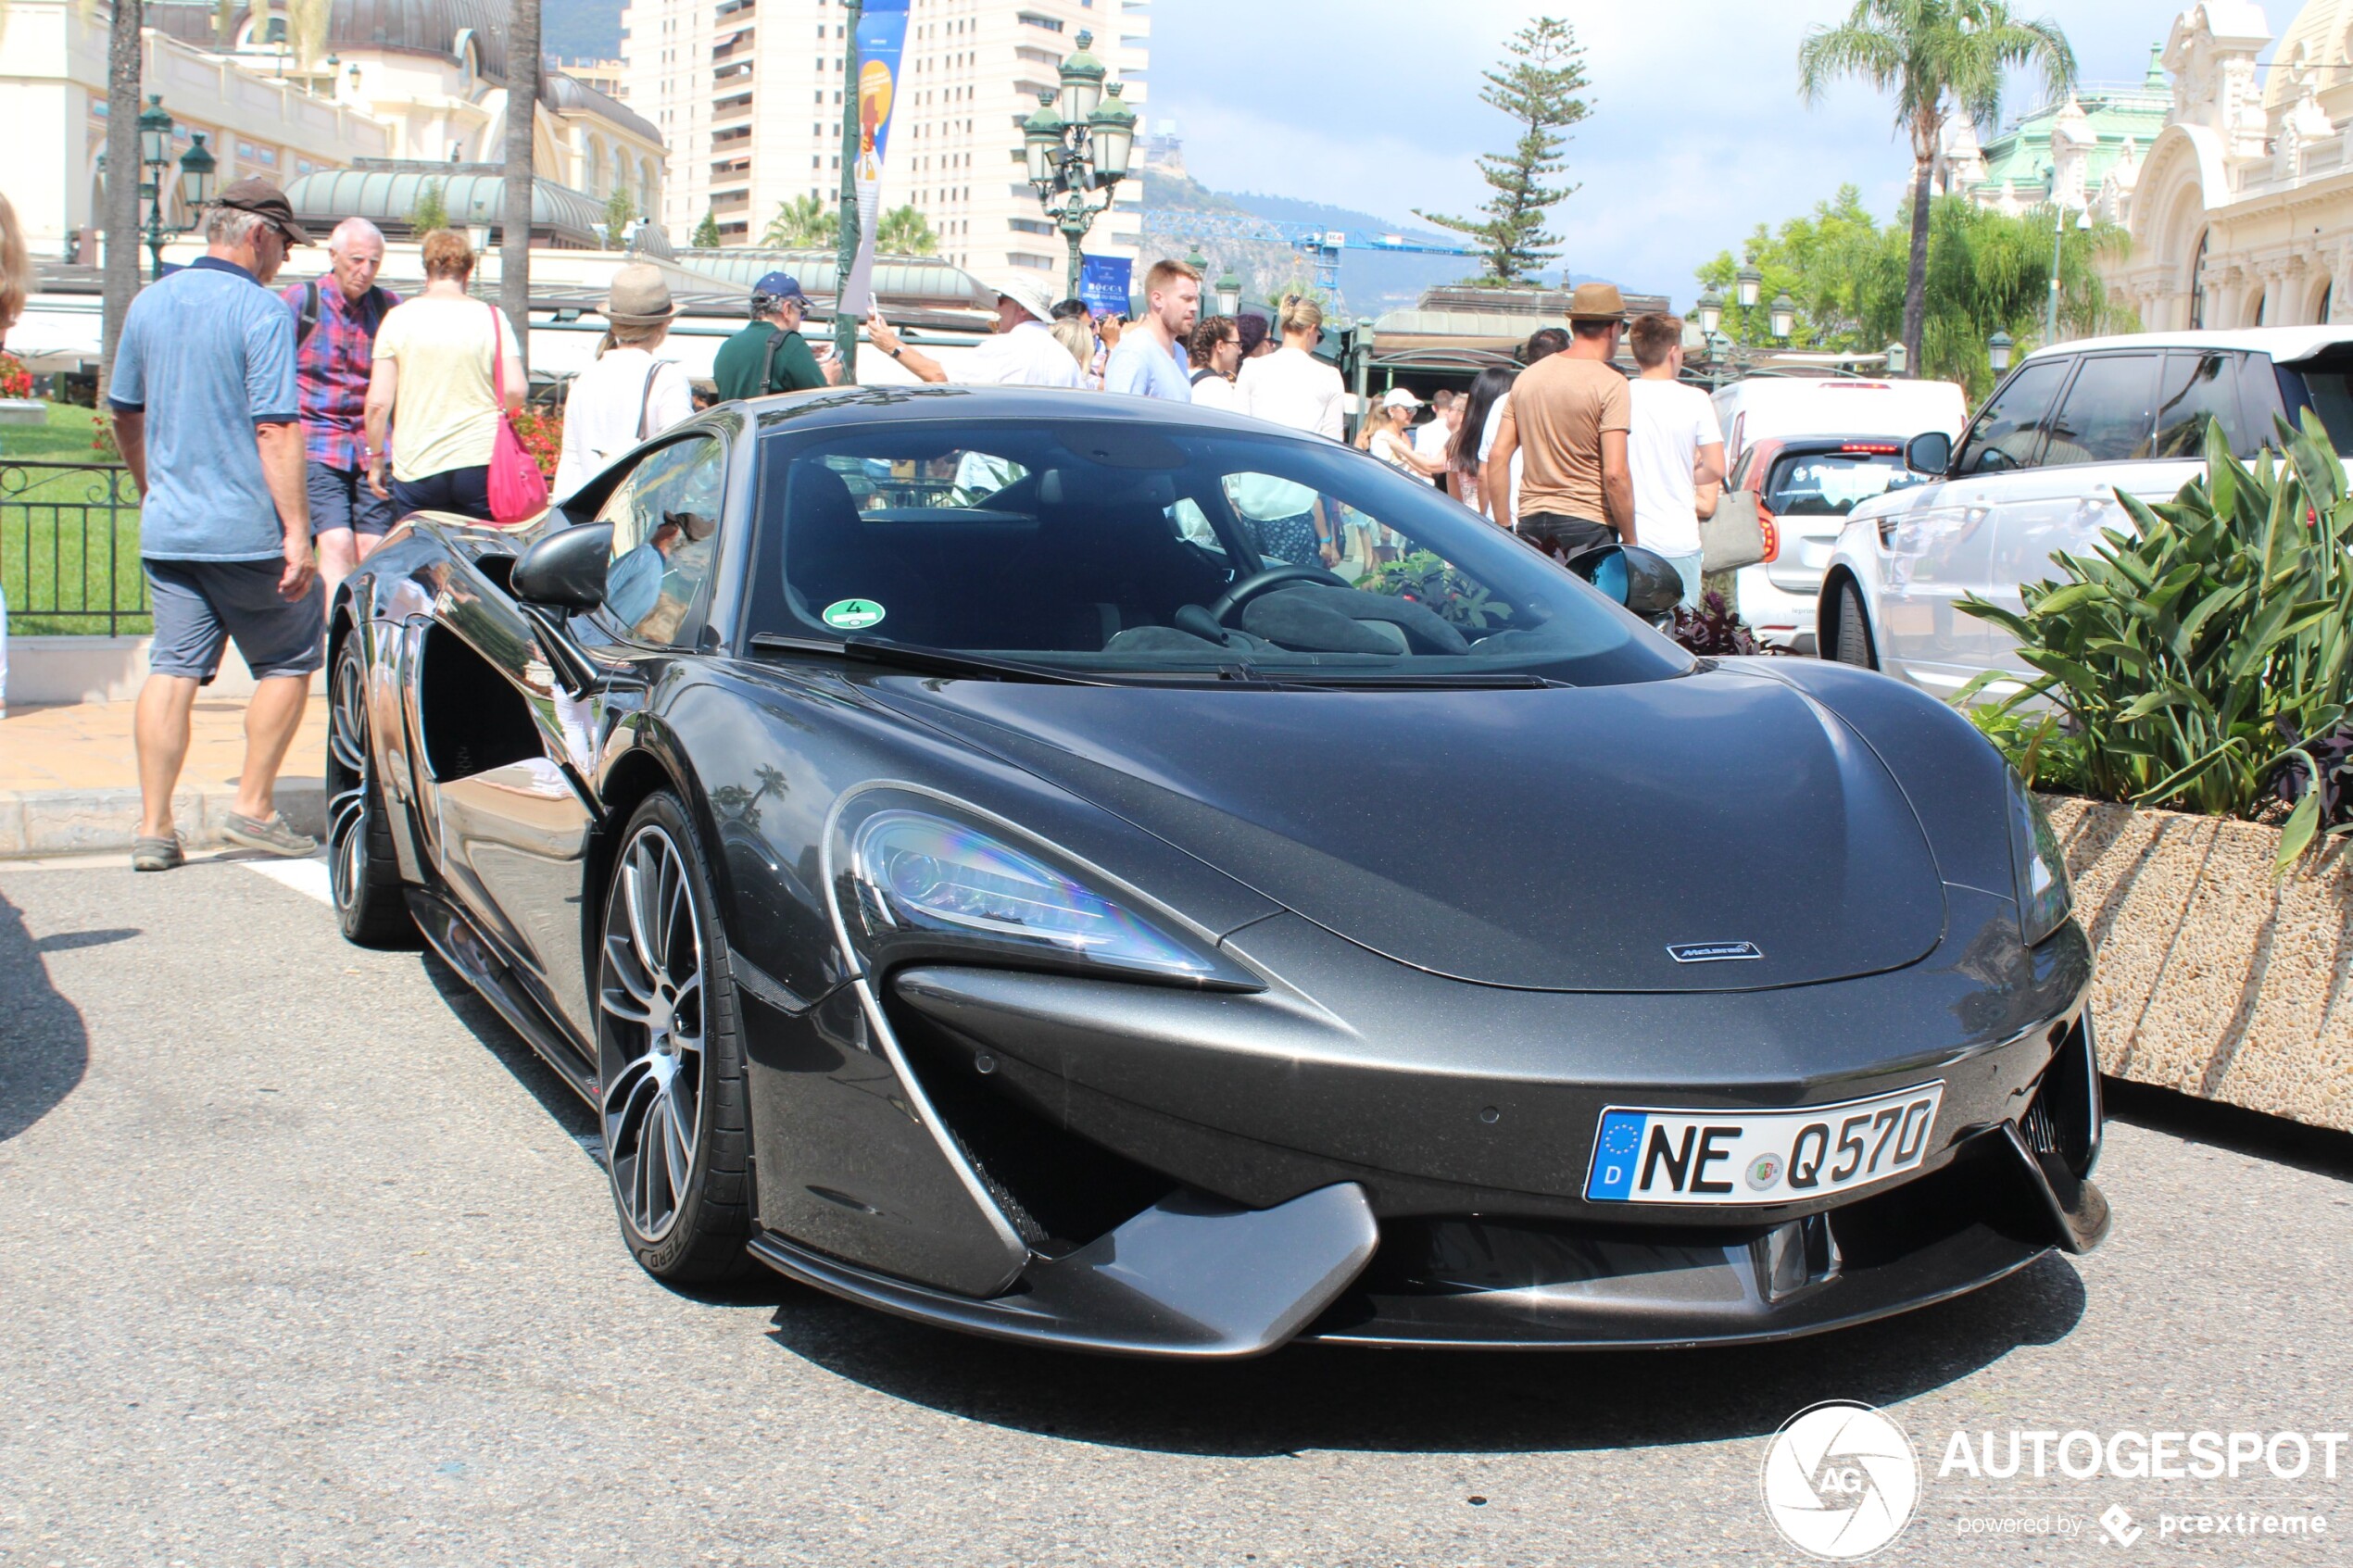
[823,598,887,632]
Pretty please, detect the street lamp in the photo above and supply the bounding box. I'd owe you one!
[1695,288,1723,338]
[1214,270,1242,319]
[138,95,174,280]
[1026,35,1134,301]
[178,132,217,215]
[1988,330,2014,374]
[1769,291,1796,342]
[1735,264,1763,311]
[1885,340,1909,376]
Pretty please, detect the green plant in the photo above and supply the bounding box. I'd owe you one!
[691,210,723,248]
[1411,17,1589,285]
[1958,413,2353,867]
[1355,550,1510,632]
[604,181,637,240]
[408,178,450,236]
[1963,703,2091,795]
[1797,0,2076,370]
[762,193,838,249]
[875,205,937,256]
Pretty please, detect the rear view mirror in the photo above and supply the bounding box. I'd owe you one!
[512,521,616,612]
[1906,430,1954,476]
[1569,544,1686,622]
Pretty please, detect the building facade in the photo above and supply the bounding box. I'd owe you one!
[2102,1,2353,331]
[619,0,1146,282]
[0,0,666,258]
[1937,55,2173,215]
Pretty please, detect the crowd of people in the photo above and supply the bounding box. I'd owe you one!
[47,163,1729,869]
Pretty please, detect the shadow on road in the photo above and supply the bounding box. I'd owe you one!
[759,1252,2086,1457]
[418,948,597,1147]
[0,892,94,1142]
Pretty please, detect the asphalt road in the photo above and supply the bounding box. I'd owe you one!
[3,856,2349,1568]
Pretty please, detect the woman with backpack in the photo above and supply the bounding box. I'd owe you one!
[552,266,696,503]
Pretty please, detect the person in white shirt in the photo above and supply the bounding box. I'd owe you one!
[1477,328,1566,527]
[1449,366,1515,513]
[553,265,696,503]
[862,276,1084,389]
[1186,315,1241,410]
[1412,389,1456,483]
[1235,295,1345,439]
[1623,312,1726,607]
[1365,387,1450,479]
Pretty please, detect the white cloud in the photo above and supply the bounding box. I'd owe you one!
[1149,0,2194,305]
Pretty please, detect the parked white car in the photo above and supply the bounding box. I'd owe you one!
[1817,326,2353,699]
[1712,375,1969,649]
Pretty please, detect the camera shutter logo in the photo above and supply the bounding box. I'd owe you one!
[1759,1400,1920,1560]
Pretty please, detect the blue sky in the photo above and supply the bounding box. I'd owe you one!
[1148,0,2195,306]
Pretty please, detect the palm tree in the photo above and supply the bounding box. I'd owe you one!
[101,0,145,389]
[875,205,937,257]
[761,194,837,249]
[501,0,540,371]
[1799,0,2074,373]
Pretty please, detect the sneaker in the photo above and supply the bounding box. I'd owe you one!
[220,810,320,858]
[132,835,185,873]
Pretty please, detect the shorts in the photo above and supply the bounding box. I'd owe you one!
[1519,513,1617,562]
[144,558,325,684]
[308,461,398,537]
[389,465,494,523]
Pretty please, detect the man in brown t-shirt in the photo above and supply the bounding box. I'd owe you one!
[1490,282,1637,561]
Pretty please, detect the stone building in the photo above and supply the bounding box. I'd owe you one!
[2102,2,2353,331]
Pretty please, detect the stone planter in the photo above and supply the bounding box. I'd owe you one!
[2041,796,2353,1134]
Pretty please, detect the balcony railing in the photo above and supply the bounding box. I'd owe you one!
[1,461,147,636]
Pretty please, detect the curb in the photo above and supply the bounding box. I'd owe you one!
[0,780,327,859]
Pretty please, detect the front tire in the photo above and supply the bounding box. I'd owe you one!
[1829,578,1879,671]
[326,633,417,948]
[597,792,752,1284]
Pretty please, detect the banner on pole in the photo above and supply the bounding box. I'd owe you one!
[839,0,912,320]
[1079,254,1133,318]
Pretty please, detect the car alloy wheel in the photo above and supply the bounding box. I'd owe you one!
[601,821,707,1245]
[325,633,414,947]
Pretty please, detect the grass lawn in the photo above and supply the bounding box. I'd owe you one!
[2,402,148,635]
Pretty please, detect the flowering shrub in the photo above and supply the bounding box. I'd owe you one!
[0,352,31,399]
[90,418,120,460]
[510,406,563,478]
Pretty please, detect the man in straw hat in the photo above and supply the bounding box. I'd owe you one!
[1487,282,1638,561]
[552,263,695,501]
[108,177,322,870]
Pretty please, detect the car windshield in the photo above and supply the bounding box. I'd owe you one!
[749,420,1691,686]
[1763,447,1931,517]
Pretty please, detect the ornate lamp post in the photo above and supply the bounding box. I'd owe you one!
[1769,291,1797,342]
[1695,288,1723,339]
[1214,270,1242,319]
[138,95,174,281]
[1988,330,2014,374]
[1735,264,1763,312]
[1024,31,1135,302]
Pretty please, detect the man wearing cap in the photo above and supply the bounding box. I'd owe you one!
[712,272,840,400]
[1487,283,1637,560]
[862,275,1084,389]
[279,217,396,606]
[108,178,321,870]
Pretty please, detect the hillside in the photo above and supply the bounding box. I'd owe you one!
[545,1,624,63]
[1137,173,1483,319]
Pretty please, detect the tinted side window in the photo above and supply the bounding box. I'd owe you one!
[2155,351,2246,458]
[2240,354,2290,451]
[596,436,728,646]
[1955,358,2072,475]
[2044,354,2160,466]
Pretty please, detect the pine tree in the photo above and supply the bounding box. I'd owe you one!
[692,210,723,248]
[1413,18,1590,285]
[604,181,636,243]
[408,179,449,236]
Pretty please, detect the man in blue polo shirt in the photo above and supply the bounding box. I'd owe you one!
[108,177,321,872]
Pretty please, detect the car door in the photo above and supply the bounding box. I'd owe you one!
[1881,355,2074,695]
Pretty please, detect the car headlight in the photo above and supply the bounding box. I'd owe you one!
[851,809,1216,978]
[2007,772,2073,946]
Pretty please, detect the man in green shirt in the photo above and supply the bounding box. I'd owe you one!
[712,272,840,401]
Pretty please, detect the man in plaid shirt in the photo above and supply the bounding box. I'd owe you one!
[279,217,397,604]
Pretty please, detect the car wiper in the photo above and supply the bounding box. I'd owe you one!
[748,633,1111,686]
[1255,670,1567,690]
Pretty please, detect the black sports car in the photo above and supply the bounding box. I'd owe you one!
[328,386,2107,1358]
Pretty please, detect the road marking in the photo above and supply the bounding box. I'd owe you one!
[241,857,333,906]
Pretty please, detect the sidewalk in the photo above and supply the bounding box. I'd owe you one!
[0,694,328,858]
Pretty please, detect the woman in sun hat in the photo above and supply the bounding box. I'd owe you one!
[553,263,696,502]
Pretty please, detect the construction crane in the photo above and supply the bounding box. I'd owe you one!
[1152,212,1479,306]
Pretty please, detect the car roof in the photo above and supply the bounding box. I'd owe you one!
[735,383,1321,437]
[2024,325,2353,366]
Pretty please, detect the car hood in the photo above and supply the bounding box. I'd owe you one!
[863,667,1945,993]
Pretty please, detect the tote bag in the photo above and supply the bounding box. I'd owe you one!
[1701,486,1767,574]
[484,304,549,525]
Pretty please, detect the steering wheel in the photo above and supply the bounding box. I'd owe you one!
[1207,563,1341,623]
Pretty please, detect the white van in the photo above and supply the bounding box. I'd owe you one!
[1816,327,2353,699]
[1710,376,1969,649]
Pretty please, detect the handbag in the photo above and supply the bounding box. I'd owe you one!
[1702,486,1767,573]
[484,304,549,526]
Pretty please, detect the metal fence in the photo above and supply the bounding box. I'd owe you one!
[0,461,146,635]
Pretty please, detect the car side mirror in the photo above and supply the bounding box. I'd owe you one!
[511,521,616,612]
[1569,544,1686,622]
[1906,430,1954,476]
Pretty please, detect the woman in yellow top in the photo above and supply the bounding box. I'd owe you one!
[363,230,523,522]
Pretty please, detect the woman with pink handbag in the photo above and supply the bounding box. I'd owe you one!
[363,229,543,524]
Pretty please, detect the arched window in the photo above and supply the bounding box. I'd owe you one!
[585,138,603,196]
[2187,232,2208,329]
[2321,282,2335,325]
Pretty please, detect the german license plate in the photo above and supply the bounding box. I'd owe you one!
[1583,1083,1944,1205]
